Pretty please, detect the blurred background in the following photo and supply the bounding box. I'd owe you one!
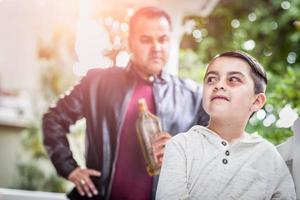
[0,0,299,194]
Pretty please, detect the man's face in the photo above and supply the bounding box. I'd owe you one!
[202,57,259,120]
[129,16,171,77]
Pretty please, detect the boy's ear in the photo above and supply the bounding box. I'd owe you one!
[251,93,266,112]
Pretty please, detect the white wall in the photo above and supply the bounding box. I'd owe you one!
[0,0,78,188]
[0,0,78,92]
[0,127,23,188]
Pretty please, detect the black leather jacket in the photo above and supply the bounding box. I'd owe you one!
[42,66,208,200]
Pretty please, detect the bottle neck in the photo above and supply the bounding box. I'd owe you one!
[138,103,148,113]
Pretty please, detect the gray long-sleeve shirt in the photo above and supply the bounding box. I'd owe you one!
[156,126,296,200]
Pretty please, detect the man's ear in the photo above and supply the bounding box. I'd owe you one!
[250,93,266,112]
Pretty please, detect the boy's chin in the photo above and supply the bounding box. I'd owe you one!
[207,107,229,116]
[209,111,232,120]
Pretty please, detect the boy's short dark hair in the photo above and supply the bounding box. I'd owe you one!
[214,50,268,94]
[129,6,172,38]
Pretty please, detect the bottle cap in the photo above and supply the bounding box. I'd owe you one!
[138,98,147,111]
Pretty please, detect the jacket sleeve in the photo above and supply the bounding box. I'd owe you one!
[195,83,209,126]
[42,76,86,179]
[197,99,209,126]
[270,151,297,199]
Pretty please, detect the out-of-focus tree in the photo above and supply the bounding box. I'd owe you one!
[179,0,300,144]
[14,27,82,192]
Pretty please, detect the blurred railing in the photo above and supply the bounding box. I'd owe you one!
[0,188,67,200]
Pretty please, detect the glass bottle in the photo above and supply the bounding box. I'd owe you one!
[136,98,162,176]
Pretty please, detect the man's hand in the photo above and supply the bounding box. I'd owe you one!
[152,132,172,166]
[68,167,101,197]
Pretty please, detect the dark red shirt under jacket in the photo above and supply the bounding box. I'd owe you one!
[109,77,155,200]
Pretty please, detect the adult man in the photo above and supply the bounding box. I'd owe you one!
[43,6,208,200]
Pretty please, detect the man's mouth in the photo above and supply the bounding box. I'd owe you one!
[150,56,163,60]
[211,95,230,101]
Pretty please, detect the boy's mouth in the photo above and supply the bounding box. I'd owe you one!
[211,95,230,101]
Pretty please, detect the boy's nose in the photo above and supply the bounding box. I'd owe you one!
[214,86,225,91]
[214,80,226,91]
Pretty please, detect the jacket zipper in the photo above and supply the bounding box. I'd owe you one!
[150,80,162,200]
[105,80,136,200]
[152,81,163,130]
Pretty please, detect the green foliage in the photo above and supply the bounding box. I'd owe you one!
[16,161,66,192]
[20,124,47,159]
[14,123,68,192]
[42,174,67,193]
[16,162,45,190]
[179,0,300,144]
[14,28,78,192]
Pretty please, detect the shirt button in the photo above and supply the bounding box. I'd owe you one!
[222,158,228,164]
[221,141,227,146]
[225,150,230,156]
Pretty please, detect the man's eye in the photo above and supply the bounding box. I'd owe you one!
[159,36,169,43]
[140,38,151,43]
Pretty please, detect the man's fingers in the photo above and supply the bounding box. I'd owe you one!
[159,156,163,164]
[153,146,165,165]
[152,138,169,150]
[80,179,93,198]
[84,177,98,195]
[86,169,101,177]
[153,132,171,141]
[154,148,164,158]
[80,170,99,196]
[68,167,101,197]
[153,139,168,147]
[152,133,171,146]
[152,133,170,165]
[76,182,85,196]
[153,149,164,166]
[152,133,170,159]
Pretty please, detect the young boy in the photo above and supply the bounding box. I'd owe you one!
[156,51,296,199]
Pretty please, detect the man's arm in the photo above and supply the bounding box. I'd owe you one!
[42,75,100,197]
[42,79,84,178]
[197,100,209,126]
[270,151,296,199]
[156,135,189,200]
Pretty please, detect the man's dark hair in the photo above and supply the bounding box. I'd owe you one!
[129,6,172,38]
[213,50,268,94]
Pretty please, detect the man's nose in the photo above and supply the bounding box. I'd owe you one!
[152,41,162,51]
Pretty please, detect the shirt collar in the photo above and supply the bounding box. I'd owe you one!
[193,125,265,146]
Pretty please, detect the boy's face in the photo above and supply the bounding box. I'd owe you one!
[203,56,265,120]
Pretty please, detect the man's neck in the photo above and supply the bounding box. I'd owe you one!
[207,119,247,143]
[131,63,161,81]
[135,69,149,81]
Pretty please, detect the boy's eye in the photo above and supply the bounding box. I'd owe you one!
[229,77,241,83]
[206,76,217,83]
